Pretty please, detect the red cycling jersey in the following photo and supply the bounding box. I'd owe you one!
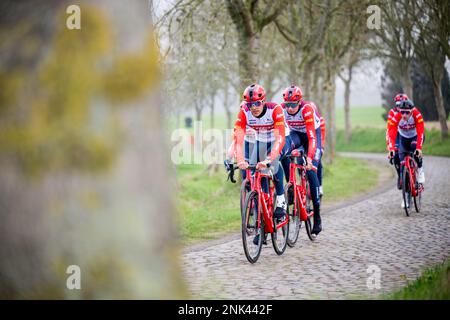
[303,102,326,149]
[312,104,326,148]
[386,107,398,151]
[234,103,285,163]
[282,101,319,160]
[388,107,425,151]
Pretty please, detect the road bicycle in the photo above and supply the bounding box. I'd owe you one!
[401,152,424,216]
[241,164,289,263]
[284,149,316,246]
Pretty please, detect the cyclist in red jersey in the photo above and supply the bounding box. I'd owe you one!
[387,99,425,207]
[234,84,287,225]
[279,85,323,236]
[386,93,409,189]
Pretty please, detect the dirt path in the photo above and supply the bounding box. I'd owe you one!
[180,153,450,299]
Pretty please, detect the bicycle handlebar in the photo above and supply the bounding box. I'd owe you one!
[225,161,274,184]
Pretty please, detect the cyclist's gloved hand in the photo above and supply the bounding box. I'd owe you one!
[306,157,313,170]
[256,158,271,170]
[414,149,422,158]
[224,159,232,172]
[388,151,395,165]
[238,161,249,170]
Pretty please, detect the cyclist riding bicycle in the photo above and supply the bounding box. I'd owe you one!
[279,85,323,236]
[234,84,287,226]
[387,99,425,208]
[386,93,409,189]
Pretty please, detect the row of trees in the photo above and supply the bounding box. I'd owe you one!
[373,0,450,138]
[159,0,449,162]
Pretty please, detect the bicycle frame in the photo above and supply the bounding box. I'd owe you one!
[288,157,311,221]
[402,154,422,197]
[248,166,288,234]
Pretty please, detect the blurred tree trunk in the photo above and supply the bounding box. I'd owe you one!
[401,64,414,98]
[236,29,260,89]
[343,73,351,143]
[302,62,312,99]
[210,91,215,128]
[433,70,449,139]
[323,74,336,163]
[194,102,203,122]
[175,109,181,129]
[224,86,232,129]
[288,44,298,84]
[0,0,186,299]
[339,59,354,144]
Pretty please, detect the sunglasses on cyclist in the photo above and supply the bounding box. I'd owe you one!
[284,102,299,109]
[399,109,411,115]
[246,100,264,108]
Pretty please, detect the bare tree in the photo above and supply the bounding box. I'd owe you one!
[338,52,357,143]
[338,32,373,143]
[225,0,285,90]
[372,0,417,98]
[410,0,449,139]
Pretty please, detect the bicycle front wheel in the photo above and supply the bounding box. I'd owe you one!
[242,190,263,263]
[413,170,422,213]
[286,183,300,247]
[240,179,250,219]
[304,180,316,241]
[402,166,412,216]
[271,208,289,256]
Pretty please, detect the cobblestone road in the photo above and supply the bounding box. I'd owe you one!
[181,153,450,299]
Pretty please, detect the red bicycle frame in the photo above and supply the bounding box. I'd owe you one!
[288,153,312,222]
[248,165,288,234]
[402,154,424,197]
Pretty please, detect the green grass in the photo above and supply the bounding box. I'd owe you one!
[336,106,385,129]
[336,127,450,157]
[176,164,240,243]
[167,113,231,134]
[322,157,378,202]
[176,156,379,243]
[386,259,450,300]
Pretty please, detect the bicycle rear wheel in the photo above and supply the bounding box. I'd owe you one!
[242,190,263,263]
[402,166,412,216]
[286,183,300,247]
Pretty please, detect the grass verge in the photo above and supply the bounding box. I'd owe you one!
[386,259,450,300]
